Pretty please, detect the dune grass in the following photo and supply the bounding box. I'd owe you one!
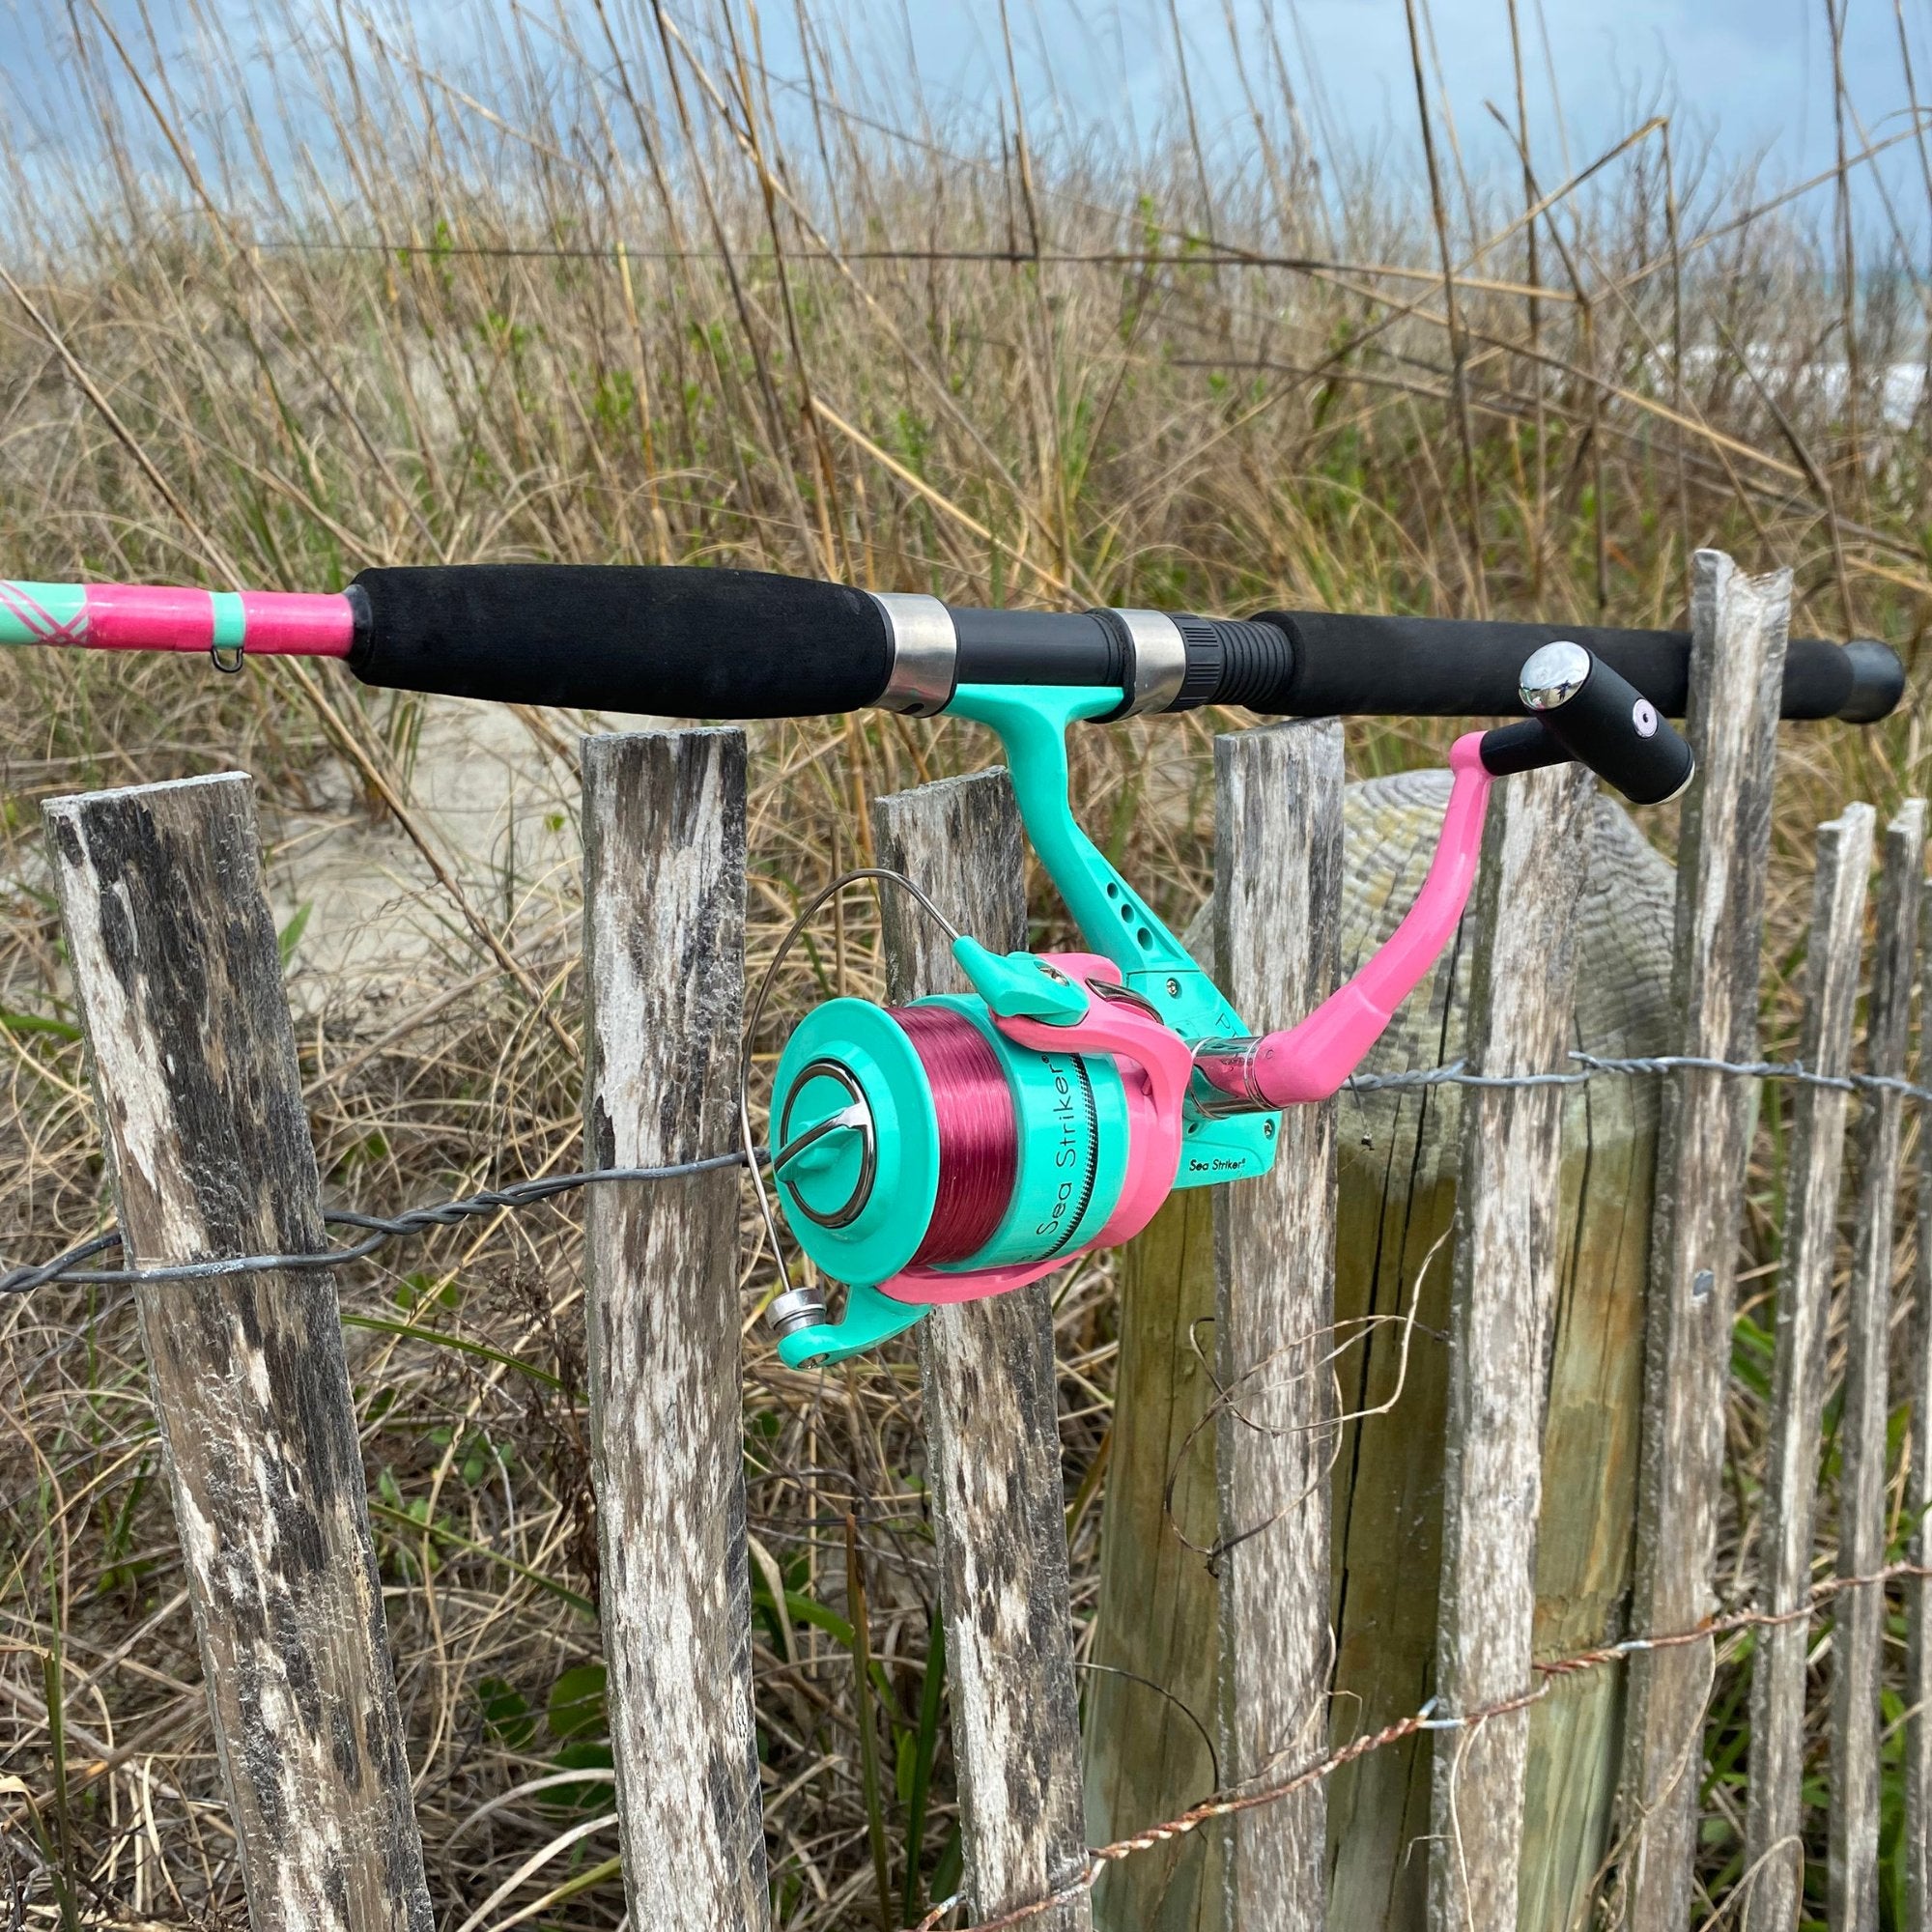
[3,1,1931,1924]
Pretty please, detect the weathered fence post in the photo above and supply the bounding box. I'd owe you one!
[1911,878,1932,1932]
[44,772,432,1932]
[1213,718,1346,1932]
[1831,800,1924,1931]
[1742,803,1876,1932]
[1426,762,1594,1932]
[872,769,1094,1932]
[580,729,767,1931]
[1617,549,1790,1923]
[1084,720,1345,1932]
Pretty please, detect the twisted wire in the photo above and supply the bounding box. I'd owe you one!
[8,1048,1924,1294]
[0,1154,747,1295]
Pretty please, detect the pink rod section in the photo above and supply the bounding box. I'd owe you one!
[26,583,355,657]
[237,591,357,656]
[1247,732,1494,1105]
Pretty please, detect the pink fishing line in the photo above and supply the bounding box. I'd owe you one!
[893,1005,1018,1266]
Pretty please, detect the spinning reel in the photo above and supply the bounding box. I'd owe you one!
[759,644,1692,1367]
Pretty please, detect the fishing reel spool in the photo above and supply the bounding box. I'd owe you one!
[774,993,1127,1286]
[759,647,1696,1369]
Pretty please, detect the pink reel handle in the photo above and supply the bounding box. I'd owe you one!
[1208,733,1495,1107]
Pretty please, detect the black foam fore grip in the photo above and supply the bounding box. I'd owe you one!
[349,565,891,719]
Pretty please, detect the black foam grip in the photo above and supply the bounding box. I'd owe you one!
[1253,611,1896,723]
[349,565,891,718]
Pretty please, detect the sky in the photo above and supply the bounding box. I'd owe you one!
[815,0,1928,230]
[844,0,1912,168]
[5,0,1928,246]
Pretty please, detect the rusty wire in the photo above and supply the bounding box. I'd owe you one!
[903,1557,1932,1932]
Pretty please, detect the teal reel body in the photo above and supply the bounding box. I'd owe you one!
[764,685,1279,1368]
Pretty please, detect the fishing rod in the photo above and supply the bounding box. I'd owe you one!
[2,566,1905,1365]
[0,567,1902,719]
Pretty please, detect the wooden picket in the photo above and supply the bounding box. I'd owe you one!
[45,774,432,1932]
[1082,1184,1221,1932]
[1743,802,1875,1932]
[37,546,1929,1932]
[1912,880,1932,1932]
[580,728,767,1931]
[872,770,1094,1932]
[1211,719,1345,1932]
[1831,802,1925,1930]
[1618,552,1792,1924]
[1426,760,1593,1932]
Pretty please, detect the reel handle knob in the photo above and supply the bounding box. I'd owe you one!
[1479,642,1695,806]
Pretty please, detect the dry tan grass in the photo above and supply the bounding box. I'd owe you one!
[2,1,1930,1925]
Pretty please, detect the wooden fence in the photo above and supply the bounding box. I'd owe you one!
[32,546,1932,1931]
